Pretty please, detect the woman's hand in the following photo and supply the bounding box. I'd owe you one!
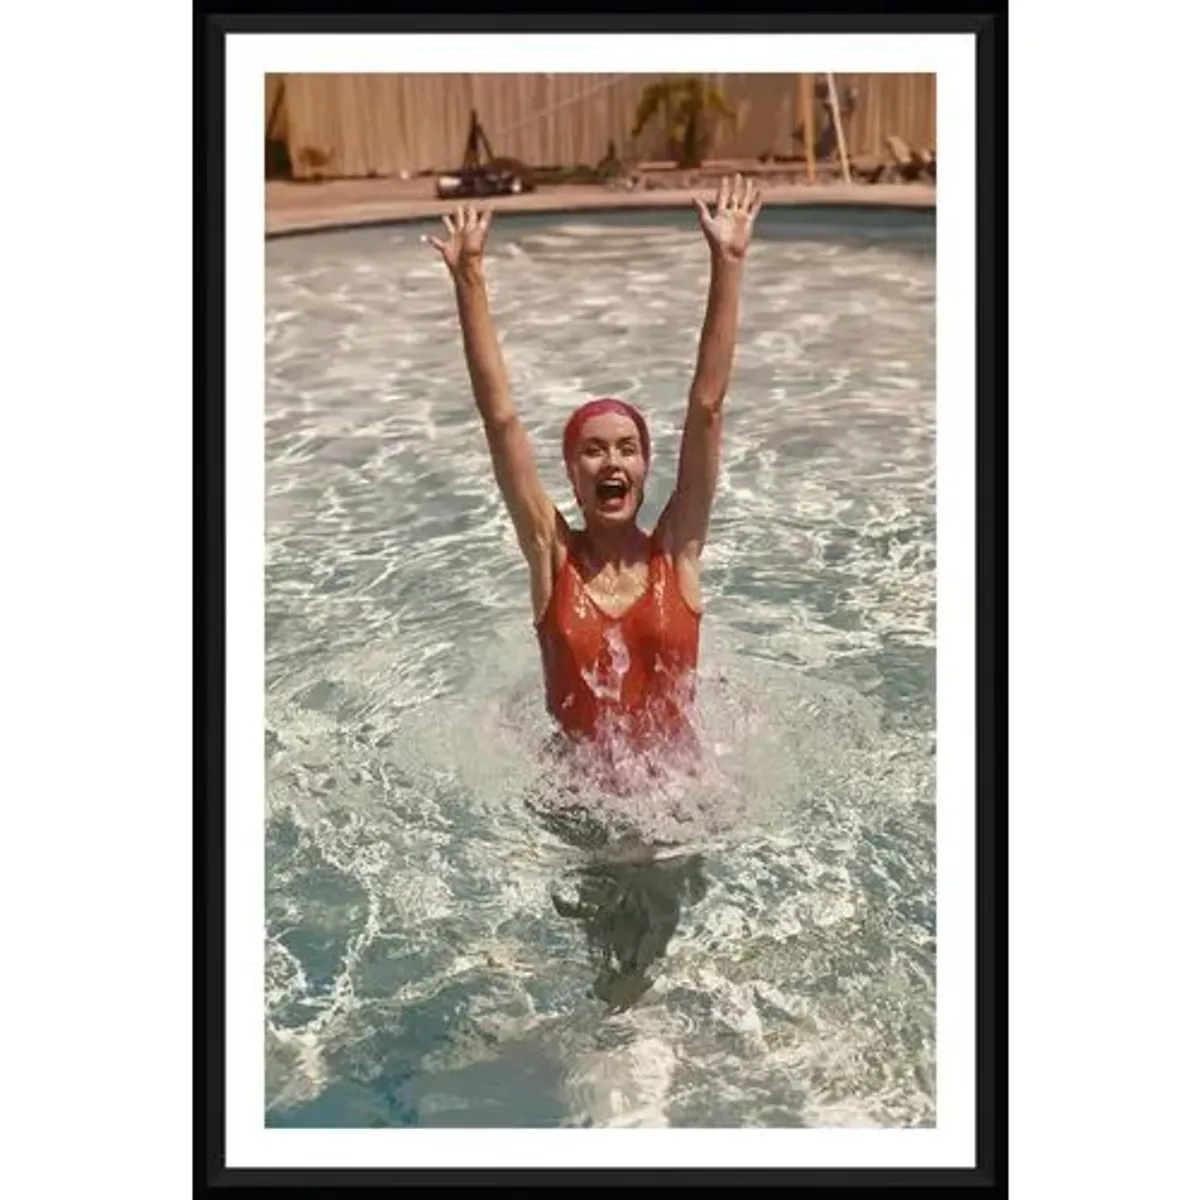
[693,174,764,263]
[427,204,492,275]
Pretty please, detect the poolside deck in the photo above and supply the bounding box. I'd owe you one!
[265,177,936,237]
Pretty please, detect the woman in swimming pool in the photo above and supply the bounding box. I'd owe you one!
[428,174,763,784]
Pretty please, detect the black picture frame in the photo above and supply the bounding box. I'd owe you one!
[197,9,1006,1190]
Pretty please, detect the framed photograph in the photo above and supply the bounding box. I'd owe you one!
[198,11,1003,1189]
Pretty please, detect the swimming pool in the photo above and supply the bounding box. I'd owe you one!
[263,204,936,1129]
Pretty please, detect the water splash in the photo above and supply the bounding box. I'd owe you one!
[578,624,631,704]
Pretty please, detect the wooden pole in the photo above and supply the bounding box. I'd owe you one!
[825,72,852,185]
[799,73,816,184]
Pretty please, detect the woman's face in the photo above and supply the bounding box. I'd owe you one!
[568,412,648,526]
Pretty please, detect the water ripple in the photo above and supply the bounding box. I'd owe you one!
[264,209,936,1130]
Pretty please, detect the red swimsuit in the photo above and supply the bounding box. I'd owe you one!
[536,526,702,771]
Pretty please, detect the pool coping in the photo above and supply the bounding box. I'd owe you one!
[265,180,936,239]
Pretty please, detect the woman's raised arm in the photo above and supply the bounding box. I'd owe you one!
[659,176,763,590]
[428,206,560,581]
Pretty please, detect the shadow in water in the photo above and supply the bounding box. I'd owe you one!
[551,855,708,1012]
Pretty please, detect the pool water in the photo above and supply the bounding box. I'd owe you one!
[263,205,936,1129]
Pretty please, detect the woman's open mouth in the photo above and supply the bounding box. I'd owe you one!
[595,477,630,510]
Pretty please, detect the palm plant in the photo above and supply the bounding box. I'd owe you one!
[631,77,736,169]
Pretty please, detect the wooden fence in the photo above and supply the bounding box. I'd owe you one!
[266,73,936,181]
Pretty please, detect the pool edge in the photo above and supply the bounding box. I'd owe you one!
[265,183,936,241]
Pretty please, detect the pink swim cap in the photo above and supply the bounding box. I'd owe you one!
[561,397,651,466]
